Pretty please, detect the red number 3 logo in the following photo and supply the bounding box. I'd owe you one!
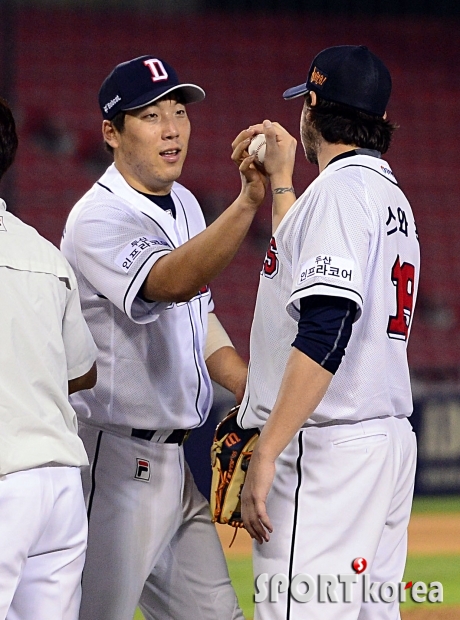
[387,256,415,341]
[262,237,279,279]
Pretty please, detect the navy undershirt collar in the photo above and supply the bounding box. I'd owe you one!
[327,148,381,168]
[133,188,176,219]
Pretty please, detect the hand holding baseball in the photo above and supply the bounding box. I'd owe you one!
[246,121,297,232]
[231,128,268,210]
[248,120,297,187]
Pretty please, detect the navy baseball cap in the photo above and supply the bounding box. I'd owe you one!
[283,45,391,117]
[99,55,205,120]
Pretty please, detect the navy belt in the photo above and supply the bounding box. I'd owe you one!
[131,428,190,445]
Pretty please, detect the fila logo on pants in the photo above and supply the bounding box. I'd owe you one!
[135,458,150,482]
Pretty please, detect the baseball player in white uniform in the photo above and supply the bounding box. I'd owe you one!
[0,98,97,620]
[60,56,267,620]
[237,46,419,619]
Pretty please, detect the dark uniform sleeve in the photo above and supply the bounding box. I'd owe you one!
[292,295,357,374]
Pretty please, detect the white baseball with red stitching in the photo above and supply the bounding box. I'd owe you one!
[248,133,266,164]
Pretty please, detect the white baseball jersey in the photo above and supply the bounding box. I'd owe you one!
[61,163,214,431]
[0,199,97,475]
[238,153,420,428]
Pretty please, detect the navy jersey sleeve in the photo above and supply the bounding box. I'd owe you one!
[292,295,357,374]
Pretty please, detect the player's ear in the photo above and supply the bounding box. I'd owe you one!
[102,120,120,150]
[309,91,318,107]
[383,111,387,120]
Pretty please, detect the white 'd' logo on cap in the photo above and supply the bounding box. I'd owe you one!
[143,59,168,82]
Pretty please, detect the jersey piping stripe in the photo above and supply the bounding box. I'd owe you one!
[172,190,191,239]
[198,294,209,418]
[237,362,251,425]
[122,248,171,316]
[97,182,177,248]
[336,164,399,187]
[321,302,351,367]
[287,431,304,620]
[292,282,364,304]
[96,182,114,194]
[87,430,103,522]
[139,212,177,249]
[198,289,204,332]
[187,303,204,424]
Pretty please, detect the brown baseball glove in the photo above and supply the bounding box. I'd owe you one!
[210,406,259,529]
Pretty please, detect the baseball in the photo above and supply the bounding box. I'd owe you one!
[248,133,266,164]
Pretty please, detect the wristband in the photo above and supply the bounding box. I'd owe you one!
[205,313,234,360]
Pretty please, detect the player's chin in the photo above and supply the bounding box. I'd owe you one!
[157,161,185,185]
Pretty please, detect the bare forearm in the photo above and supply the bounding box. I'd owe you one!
[245,120,297,233]
[256,347,332,461]
[241,348,332,542]
[142,195,258,302]
[206,346,248,404]
[144,126,268,303]
[271,186,296,233]
[68,362,97,395]
[141,126,270,303]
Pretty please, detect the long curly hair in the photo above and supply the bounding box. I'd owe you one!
[305,93,397,154]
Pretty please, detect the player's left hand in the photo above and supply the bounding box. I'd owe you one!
[241,448,275,544]
[231,129,268,210]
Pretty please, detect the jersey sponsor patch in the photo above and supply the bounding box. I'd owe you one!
[134,458,150,481]
[380,164,397,182]
[115,236,170,273]
[298,255,355,285]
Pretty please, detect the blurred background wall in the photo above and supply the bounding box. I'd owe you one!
[1,0,459,494]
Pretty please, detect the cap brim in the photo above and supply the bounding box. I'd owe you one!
[283,84,309,100]
[123,83,206,111]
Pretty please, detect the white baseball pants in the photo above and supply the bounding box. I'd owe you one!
[0,466,87,620]
[253,415,417,620]
[78,422,243,620]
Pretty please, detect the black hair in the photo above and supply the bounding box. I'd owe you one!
[104,111,125,154]
[306,93,397,154]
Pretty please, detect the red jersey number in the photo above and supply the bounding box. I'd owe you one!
[387,256,415,341]
[262,237,279,279]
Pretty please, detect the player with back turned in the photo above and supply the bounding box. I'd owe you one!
[0,97,97,620]
[61,56,267,620]
[237,45,419,619]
